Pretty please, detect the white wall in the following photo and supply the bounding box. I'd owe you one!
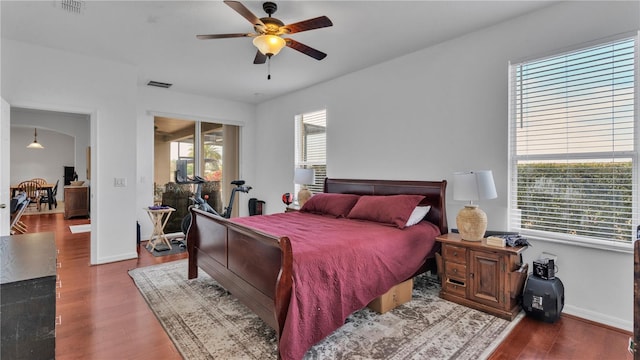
[254,1,639,331]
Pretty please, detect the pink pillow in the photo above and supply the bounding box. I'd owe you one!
[300,193,361,217]
[346,195,426,229]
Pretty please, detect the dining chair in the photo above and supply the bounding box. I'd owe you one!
[31,178,47,186]
[39,179,59,210]
[18,180,42,211]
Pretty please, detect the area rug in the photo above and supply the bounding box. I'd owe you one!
[129,260,523,360]
[69,224,91,233]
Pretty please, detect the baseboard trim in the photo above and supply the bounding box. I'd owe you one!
[94,252,138,265]
[563,304,632,332]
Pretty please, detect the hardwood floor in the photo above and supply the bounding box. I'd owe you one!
[21,213,185,360]
[18,214,633,359]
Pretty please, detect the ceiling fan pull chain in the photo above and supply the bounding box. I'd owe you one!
[267,56,271,80]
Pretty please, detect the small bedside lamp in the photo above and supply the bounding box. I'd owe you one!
[453,170,497,241]
[294,168,315,207]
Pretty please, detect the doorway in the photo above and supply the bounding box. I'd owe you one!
[153,116,239,233]
[9,108,90,216]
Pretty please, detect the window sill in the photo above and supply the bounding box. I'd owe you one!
[518,230,633,254]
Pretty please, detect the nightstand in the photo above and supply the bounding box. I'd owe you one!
[435,233,528,320]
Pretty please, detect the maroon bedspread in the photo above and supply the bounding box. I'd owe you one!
[231,212,440,360]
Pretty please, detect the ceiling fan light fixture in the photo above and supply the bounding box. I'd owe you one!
[253,34,286,57]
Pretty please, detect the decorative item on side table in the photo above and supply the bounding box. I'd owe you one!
[294,168,315,207]
[453,170,497,241]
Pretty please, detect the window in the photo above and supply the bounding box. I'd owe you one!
[509,35,637,245]
[174,140,195,177]
[295,109,326,195]
[168,123,224,182]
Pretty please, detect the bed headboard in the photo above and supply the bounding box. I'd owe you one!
[324,178,448,234]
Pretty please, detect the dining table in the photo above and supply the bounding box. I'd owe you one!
[10,183,56,210]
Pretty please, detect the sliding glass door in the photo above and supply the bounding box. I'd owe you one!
[154,117,239,232]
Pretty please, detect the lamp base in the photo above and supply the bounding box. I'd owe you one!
[298,188,312,207]
[456,204,487,241]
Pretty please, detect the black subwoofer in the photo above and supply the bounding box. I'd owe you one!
[522,274,564,323]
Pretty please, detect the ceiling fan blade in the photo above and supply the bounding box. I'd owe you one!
[224,1,265,28]
[285,39,327,61]
[196,33,253,40]
[281,16,333,34]
[253,51,267,64]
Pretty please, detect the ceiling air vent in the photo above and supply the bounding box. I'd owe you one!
[147,81,173,89]
[59,0,85,14]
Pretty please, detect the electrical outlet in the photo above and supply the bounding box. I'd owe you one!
[114,177,127,187]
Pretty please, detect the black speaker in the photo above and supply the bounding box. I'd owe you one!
[522,275,564,323]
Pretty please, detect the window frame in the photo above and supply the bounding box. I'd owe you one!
[294,109,327,197]
[507,32,639,253]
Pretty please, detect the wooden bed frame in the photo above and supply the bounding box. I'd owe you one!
[187,178,448,354]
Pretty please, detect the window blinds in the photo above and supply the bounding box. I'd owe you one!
[509,36,637,243]
[295,109,327,193]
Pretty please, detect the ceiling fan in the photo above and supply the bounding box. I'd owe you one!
[197,1,333,66]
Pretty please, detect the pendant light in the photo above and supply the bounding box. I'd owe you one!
[27,128,44,149]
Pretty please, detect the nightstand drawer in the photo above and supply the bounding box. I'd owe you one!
[445,261,466,279]
[443,244,467,263]
[444,278,466,297]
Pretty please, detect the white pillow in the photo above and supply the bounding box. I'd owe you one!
[405,206,431,227]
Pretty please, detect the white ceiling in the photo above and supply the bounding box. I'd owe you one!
[1,1,556,104]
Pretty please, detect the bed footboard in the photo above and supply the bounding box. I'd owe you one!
[187,208,293,338]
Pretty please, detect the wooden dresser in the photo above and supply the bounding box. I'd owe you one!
[436,233,528,320]
[1,232,57,360]
[64,185,89,219]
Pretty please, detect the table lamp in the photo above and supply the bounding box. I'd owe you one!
[294,168,315,207]
[453,170,497,241]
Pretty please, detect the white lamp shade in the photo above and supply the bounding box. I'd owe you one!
[453,170,497,202]
[294,168,315,185]
[253,35,286,56]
